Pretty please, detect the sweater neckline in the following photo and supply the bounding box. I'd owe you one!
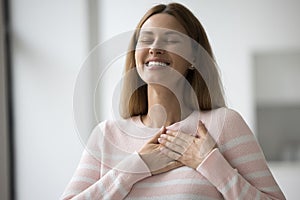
[132,110,199,130]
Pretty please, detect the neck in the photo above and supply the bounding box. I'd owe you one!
[142,84,192,128]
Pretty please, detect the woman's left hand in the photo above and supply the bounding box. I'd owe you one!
[158,120,216,169]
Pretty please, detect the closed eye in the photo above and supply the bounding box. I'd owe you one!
[138,39,154,44]
[137,35,154,45]
[165,40,180,44]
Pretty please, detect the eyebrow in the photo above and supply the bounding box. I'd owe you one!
[139,30,184,38]
[164,31,184,38]
[139,31,154,36]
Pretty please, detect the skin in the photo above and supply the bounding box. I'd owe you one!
[137,14,216,174]
[158,121,216,169]
[135,13,194,128]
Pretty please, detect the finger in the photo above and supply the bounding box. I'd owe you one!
[158,134,192,151]
[159,138,185,154]
[166,129,194,143]
[149,126,165,143]
[159,133,189,148]
[197,121,208,138]
[160,147,181,160]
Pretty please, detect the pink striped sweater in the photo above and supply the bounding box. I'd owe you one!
[61,108,286,199]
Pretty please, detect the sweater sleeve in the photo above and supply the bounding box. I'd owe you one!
[196,109,286,200]
[60,124,151,200]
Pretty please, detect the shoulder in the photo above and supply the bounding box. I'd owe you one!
[222,108,249,130]
[210,107,250,133]
[86,119,133,147]
[199,107,244,125]
[93,118,133,134]
[215,108,254,144]
[92,117,148,139]
[204,107,245,124]
[195,107,247,141]
[223,108,245,123]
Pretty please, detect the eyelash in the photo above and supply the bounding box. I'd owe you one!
[138,39,154,44]
[166,40,180,43]
[138,38,180,44]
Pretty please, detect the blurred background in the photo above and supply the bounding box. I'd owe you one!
[1,0,300,199]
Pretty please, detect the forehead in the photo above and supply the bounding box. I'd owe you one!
[141,13,187,35]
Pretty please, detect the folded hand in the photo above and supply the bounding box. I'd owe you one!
[138,127,183,175]
[158,121,216,169]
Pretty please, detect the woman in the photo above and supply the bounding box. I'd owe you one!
[62,3,285,199]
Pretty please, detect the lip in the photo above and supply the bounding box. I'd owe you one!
[145,57,170,65]
[144,57,171,70]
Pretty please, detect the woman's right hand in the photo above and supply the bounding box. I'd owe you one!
[138,127,183,175]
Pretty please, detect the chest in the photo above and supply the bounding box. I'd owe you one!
[126,167,223,200]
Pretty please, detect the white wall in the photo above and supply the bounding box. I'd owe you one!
[255,51,300,105]
[10,0,89,199]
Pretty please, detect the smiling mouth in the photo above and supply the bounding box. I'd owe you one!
[145,61,170,67]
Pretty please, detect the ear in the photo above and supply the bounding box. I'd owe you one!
[189,56,196,70]
[189,64,195,70]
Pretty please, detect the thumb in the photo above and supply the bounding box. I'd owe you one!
[197,121,207,138]
[149,126,165,143]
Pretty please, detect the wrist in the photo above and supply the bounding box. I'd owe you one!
[193,147,216,169]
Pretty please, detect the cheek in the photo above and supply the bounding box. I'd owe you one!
[134,50,144,79]
[171,55,190,75]
[134,49,146,66]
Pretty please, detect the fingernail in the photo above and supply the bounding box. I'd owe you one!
[166,130,171,134]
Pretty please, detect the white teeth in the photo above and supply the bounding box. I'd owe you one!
[147,61,168,67]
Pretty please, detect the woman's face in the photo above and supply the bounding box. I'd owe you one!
[135,13,194,85]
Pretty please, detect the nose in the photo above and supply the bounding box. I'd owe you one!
[149,47,165,55]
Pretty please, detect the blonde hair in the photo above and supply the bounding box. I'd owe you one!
[120,3,226,118]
